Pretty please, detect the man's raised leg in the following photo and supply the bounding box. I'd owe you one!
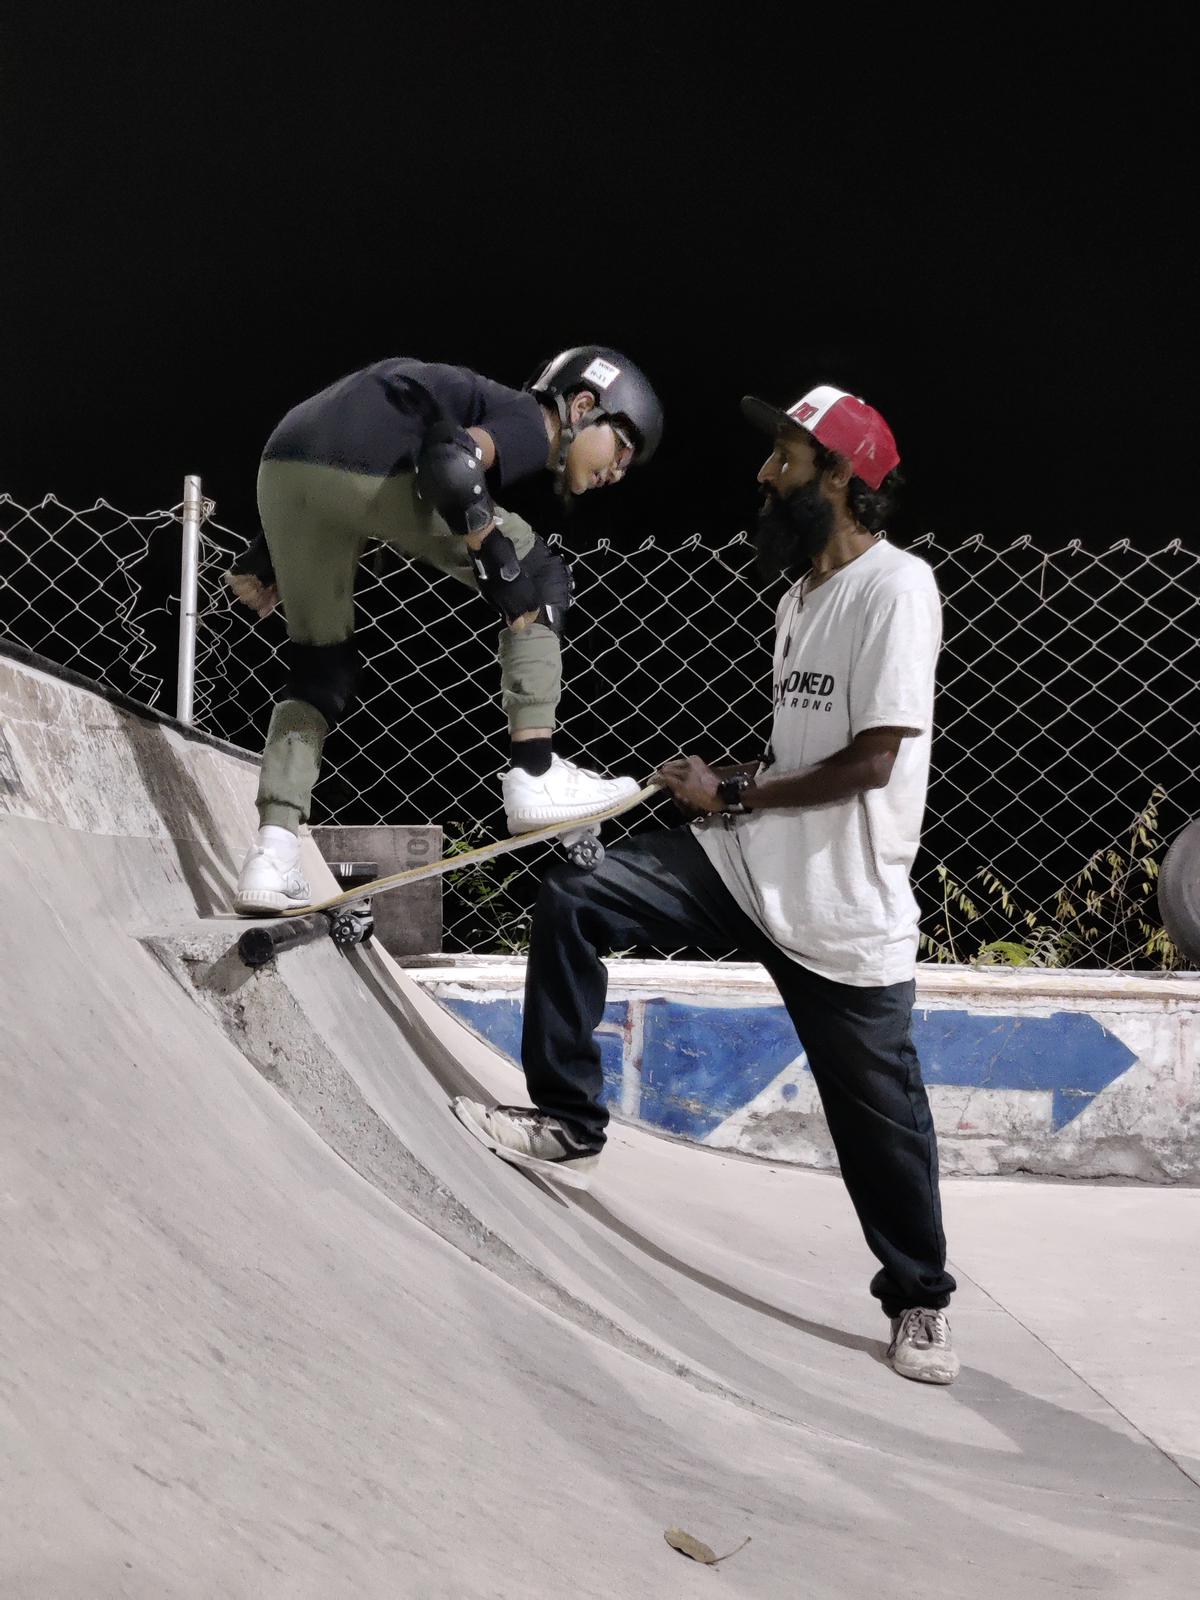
[454,829,764,1183]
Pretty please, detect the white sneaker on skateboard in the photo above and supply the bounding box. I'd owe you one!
[502,754,639,834]
[452,1097,602,1190]
[234,846,311,916]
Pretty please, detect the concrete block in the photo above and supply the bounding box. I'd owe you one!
[311,824,442,957]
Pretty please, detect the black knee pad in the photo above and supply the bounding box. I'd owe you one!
[521,536,575,636]
[283,638,360,729]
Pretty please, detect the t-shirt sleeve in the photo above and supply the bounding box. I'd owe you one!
[473,379,549,486]
[481,397,549,485]
[381,363,549,487]
[849,583,942,737]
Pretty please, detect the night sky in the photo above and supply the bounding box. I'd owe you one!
[5,12,1187,551]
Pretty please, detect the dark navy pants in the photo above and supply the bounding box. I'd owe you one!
[521,827,956,1316]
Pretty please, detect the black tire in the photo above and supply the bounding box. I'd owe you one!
[1158,818,1200,966]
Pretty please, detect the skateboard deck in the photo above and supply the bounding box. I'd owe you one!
[280,779,663,921]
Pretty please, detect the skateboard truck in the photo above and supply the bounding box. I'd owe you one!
[559,823,604,869]
[326,902,374,948]
[322,861,376,949]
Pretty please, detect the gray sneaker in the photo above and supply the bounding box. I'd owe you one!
[452,1098,601,1190]
[887,1308,960,1385]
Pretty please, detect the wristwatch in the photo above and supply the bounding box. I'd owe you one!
[717,772,752,813]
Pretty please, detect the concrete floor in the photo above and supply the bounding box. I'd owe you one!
[2,652,1197,1599]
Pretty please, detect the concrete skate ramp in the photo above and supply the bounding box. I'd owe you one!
[2,648,1198,1600]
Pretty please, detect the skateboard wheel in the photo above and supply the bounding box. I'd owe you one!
[566,834,605,870]
[327,907,374,946]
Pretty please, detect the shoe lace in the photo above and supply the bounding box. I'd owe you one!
[900,1308,948,1348]
[494,1105,591,1151]
[495,1105,544,1126]
[556,756,604,781]
[254,846,301,870]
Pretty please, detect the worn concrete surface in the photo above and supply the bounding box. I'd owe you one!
[2,652,1199,1599]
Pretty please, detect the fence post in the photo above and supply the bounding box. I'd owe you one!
[176,474,202,726]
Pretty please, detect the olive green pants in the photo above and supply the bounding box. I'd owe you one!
[253,459,562,831]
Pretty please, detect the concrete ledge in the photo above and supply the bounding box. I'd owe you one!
[406,957,1200,1185]
[0,637,260,765]
[404,954,1200,1003]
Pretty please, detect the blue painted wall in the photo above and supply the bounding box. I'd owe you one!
[443,995,1137,1143]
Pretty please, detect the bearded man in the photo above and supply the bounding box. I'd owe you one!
[454,384,960,1386]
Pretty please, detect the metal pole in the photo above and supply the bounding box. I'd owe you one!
[176,474,202,725]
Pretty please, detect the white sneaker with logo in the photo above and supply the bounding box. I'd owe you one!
[502,753,640,834]
[887,1308,960,1385]
[233,847,312,915]
[452,1098,602,1189]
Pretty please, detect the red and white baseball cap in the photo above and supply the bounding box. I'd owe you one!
[741,384,900,490]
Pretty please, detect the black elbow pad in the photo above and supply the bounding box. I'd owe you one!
[414,421,496,536]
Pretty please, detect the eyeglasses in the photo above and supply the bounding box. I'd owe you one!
[610,421,636,474]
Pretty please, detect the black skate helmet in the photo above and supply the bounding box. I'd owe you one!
[527,346,663,484]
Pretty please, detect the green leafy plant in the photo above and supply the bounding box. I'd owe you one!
[442,820,531,954]
[920,787,1183,971]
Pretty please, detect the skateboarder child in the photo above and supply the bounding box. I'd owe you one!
[227,346,662,915]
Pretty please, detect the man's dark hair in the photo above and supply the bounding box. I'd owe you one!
[810,441,903,533]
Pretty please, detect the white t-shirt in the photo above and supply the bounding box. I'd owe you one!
[694,539,941,987]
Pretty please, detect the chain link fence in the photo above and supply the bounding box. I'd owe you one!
[0,493,185,706]
[3,486,1197,968]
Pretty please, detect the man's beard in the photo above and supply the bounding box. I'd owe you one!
[753,481,836,580]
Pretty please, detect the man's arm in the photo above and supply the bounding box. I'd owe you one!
[743,727,909,808]
[657,728,911,815]
[715,759,767,781]
[661,758,767,820]
[661,577,940,814]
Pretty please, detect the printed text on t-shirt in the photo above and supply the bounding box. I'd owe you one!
[775,667,836,712]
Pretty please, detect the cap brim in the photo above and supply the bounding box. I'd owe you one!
[741,396,792,435]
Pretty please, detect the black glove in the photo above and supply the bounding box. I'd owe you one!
[414,421,496,536]
[519,537,574,635]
